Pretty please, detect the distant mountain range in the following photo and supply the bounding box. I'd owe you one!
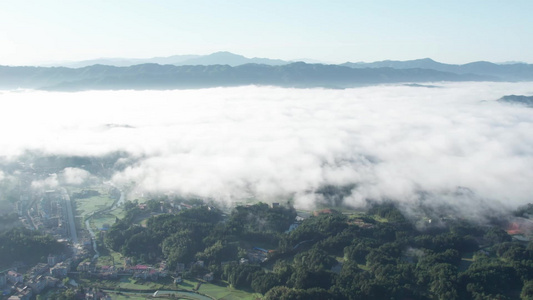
[0,63,491,91]
[342,58,533,81]
[1,52,532,91]
[44,51,293,68]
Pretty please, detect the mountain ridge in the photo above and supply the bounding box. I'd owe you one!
[34,52,533,83]
[0,62,493,91]
[4,52,533,91]
[41,51,294,68]
[342,58,533,80]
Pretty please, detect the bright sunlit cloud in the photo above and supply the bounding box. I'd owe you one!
[1,82,533,214]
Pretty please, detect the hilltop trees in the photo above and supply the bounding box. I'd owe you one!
[0,227,67,267]
[103,200,533,299]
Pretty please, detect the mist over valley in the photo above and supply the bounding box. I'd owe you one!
[3,1,533,298]
[2,82,532,218]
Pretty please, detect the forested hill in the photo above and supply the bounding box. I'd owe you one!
[0,227,67,268]
[342,58,533,81]
[498,95,533,107]
[103,200,533,300]
[0,63,490,91]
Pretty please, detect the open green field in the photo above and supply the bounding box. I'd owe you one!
[91,212,121,230]
[71,187,116,217]
[95,249,124,268]
[107,291,209,300]
[69,184,125,238]
[108,293,150,300]
[107,290,213,300]
[117,277,158,290]
[79,277,171,290]
[80,277,260,300]
[370,215,389,223]
[90,205,126,234]
[198,281,261,300]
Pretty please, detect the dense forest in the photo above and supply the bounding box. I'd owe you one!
[105,201,296,266]
[105,201,533,300]
[0,227,67,268]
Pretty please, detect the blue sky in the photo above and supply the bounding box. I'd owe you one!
[1,0,532,65]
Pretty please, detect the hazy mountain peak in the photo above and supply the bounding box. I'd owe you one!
[209,51,244,56]
[42,51,292,68]
[416,58,436,62]
[178,51,289,67]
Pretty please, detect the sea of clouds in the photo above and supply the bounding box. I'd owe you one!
[1,82,533,215]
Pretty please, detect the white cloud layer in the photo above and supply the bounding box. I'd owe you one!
[31,174,58,190]
[1,82,533,213]
[60,167,92,186]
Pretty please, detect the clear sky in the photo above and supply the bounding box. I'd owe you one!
[1,0,532,65]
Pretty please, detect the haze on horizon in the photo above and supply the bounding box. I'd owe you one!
[1,0,533,66]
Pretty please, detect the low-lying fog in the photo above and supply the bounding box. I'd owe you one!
[1,82,533,215]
